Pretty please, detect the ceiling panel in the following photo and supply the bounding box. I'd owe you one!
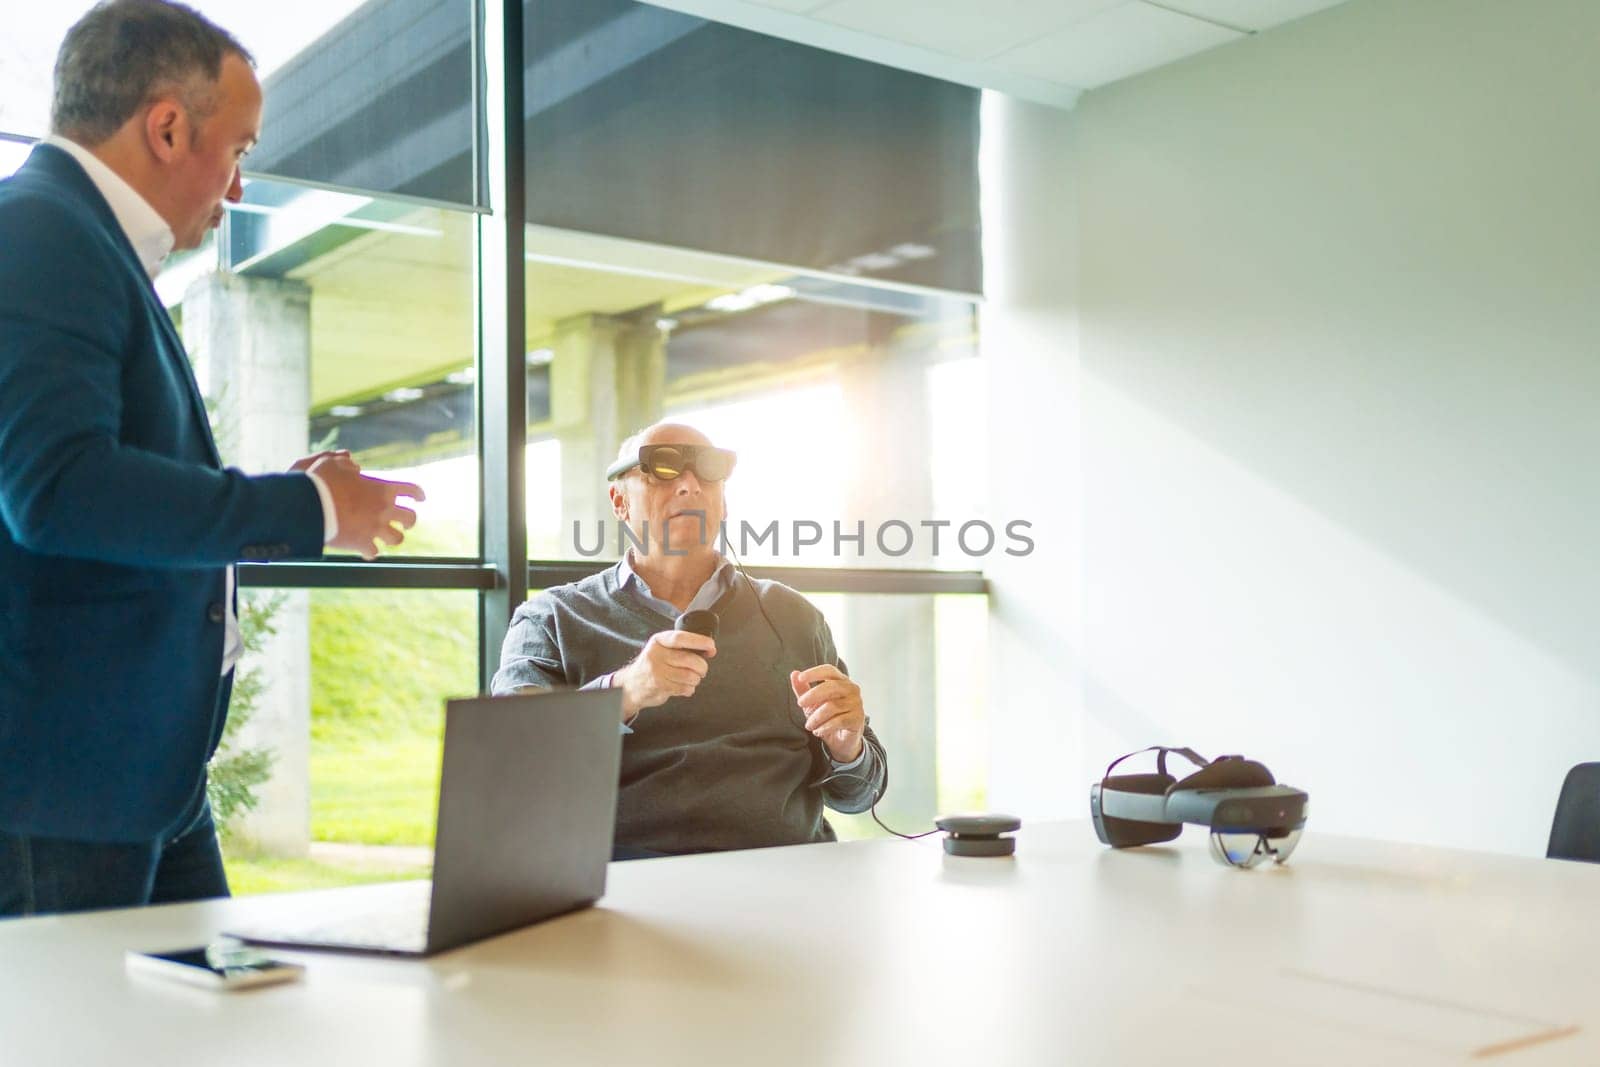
[806,0,1122,62]
[997,1,1242,89]
[1157,0,1348,33]
[641,0,1354,106]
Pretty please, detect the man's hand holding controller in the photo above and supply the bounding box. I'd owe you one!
[612,630,716,723]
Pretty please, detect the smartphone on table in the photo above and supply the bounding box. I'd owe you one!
[125,939,304,991]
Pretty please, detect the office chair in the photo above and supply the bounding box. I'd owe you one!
[1546,763,1600,863]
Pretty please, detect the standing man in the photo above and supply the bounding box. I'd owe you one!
[0,0,424,918]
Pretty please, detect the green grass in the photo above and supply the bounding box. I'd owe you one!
[307,584,474,846]
[311,735,443,845]
[224,854,430,896]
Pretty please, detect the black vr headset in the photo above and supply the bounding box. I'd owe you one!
[1089,746,1309,868]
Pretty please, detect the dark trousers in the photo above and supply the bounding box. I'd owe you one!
[0,790,229,919]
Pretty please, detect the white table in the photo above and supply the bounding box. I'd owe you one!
[2,822,1596,1065]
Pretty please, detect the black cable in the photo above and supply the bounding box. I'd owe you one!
[725,537,936,843]
[869,802,941,840]
[722,534,786,651]
[810,766,937,841]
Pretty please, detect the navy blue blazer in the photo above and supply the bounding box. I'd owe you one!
[0,145,324,842]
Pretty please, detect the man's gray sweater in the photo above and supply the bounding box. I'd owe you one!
[491,565,888,856]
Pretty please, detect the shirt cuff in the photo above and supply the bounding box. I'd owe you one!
[304,470,339,544]
[829,744,867,772]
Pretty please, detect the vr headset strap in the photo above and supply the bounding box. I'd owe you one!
[1101,745,1210,783]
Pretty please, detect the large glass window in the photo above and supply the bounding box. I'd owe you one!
[4,0,995,893]
[191,3,482,889]
[307,587,475,849]
[520,229,986,572]
[511,0,992,849]
[522,0,982,293]
[0,2,479,199]
[221,179,482,558]
[224,588,475,893]
[173,172,479,891]
[249,0,484,208]
[812,592,990,840]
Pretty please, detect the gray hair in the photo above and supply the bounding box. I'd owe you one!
[51,0,254,146]
[610,428,648,478]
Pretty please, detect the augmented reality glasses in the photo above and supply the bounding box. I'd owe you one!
[606,444,737,483]
[1089,746,1308,869]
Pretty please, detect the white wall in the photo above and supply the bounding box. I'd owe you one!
[984,0,1600,855]
[980,92,1089,819]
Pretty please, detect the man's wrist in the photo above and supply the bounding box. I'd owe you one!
[612,666,639,721]
[827,738,866,767]
[303,469,339,543]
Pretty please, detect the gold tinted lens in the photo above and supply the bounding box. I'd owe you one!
[695,448,733,481]
[646,447,684,480]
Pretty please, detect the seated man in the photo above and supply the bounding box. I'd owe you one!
[492,422,888,856]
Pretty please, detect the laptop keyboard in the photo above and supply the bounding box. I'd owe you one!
[298,898,430,951]
[231,883,432,954]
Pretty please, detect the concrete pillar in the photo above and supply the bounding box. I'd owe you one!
[183,272,313,858]
[548,308,666,552]
[840,328,939,828]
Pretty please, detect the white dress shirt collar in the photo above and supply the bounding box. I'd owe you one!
[43,135,175,279]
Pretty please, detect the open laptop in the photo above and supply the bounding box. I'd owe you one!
[227,689,622,957]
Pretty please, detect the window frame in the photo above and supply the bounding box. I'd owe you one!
[0,1,988,691]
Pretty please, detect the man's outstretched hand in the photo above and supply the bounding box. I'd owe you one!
[305,452,425,560]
